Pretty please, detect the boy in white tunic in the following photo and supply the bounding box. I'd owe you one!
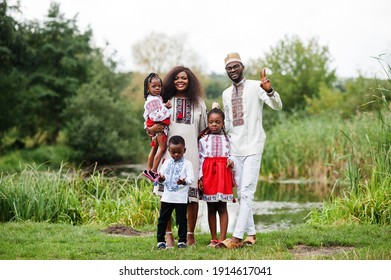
[156,135,194,249]
[219,52,283,249]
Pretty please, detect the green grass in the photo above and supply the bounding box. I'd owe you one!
[0,222,390,260]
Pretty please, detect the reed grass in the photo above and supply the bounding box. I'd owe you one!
[307,90,390,226]
[0,165,159,226]
[262,112,385,183]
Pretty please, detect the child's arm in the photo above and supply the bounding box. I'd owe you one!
[225,135,234,169]
[198,138,205,179]
[164,100,172,109]
[198,178,204,191]
[226,159,234,169]
[158,160,168,183]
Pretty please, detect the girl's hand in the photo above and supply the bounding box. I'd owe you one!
[198,178,204,190]
[227,159,234,169]
[177,178,187,185]
[260,68,272,93]
[165,100,172,109]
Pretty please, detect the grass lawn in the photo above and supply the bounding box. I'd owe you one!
[0,222,390,260]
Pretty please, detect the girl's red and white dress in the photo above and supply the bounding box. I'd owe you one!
[198,133,234,202]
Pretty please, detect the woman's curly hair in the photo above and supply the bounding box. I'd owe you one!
[161,66,203,103]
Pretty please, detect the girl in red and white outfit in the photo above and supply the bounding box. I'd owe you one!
[143,73,171,181]
[198,104,235,247]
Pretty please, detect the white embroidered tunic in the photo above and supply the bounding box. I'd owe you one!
[160,97,208,202]
[222,79,282,156]
[198,133,231,179]
[143,95,171,125]
[159,157,195,204]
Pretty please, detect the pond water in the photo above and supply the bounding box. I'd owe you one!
[108,164,332,233]
[198,180,330,233]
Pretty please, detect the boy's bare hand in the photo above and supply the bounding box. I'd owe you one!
[177,178,187,185]
[158,174,165,183]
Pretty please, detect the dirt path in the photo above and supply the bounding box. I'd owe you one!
[101,225,153,237]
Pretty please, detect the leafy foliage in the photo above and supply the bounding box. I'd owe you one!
[21,3,93,144]
[247,35,337,111]
[0,1,30,146]
[63,81,142,164]
[204,73,230,99]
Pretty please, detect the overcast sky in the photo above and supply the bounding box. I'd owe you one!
[15,0,391,78]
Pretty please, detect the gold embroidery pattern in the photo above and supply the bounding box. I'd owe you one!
[232,84,244,126]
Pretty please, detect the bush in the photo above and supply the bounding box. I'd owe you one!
[63,82,144,164]
[0,145,76,172]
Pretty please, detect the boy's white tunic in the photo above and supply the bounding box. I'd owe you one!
[159,158,195,204]
[222,79,282,156]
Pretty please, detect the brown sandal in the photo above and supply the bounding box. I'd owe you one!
[216,238,243,249]
[243,236,256,246]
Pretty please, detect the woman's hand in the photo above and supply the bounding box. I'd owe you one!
[260,68,273,93]
[146,123,164,135]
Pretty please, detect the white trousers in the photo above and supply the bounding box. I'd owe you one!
[231,153,262,239]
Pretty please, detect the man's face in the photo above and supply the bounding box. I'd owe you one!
[225,61,244,83]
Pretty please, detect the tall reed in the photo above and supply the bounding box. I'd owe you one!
[0,164,160,227]
[0,164,82,223]
[307,65,390,226]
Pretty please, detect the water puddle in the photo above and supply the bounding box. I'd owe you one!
[197,180,331,233]
[197,200,321,233]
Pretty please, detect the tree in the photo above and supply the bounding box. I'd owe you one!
[204,73,230,99]
[63,52,144,164]
[19,2,93,145]
[131,32,200,73]
[247,35,337,111]
[0,0,30,150]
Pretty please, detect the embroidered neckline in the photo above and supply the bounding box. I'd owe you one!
[233,78,246,87]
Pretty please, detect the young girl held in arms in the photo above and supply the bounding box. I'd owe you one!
[143,73,171,181]
[198,105,235,247]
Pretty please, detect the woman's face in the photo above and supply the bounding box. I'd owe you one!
[174,71,189,92]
